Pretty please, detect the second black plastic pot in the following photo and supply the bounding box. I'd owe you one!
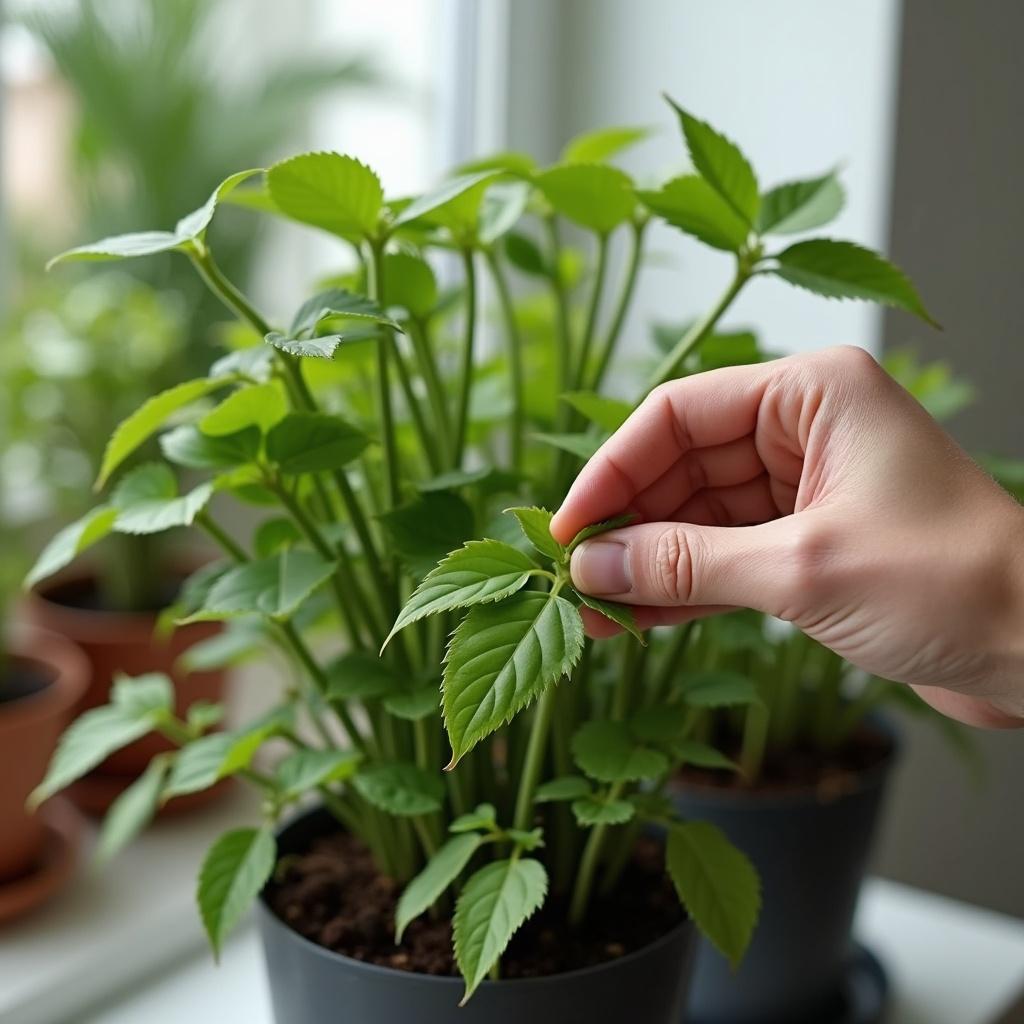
[257,806,697,1024]
[669,726,898,1024]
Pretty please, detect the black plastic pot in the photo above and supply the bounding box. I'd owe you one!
[257,806,697,1024]
[669,727,898,1024]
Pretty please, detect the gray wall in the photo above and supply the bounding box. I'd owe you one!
[876,0,1024,918]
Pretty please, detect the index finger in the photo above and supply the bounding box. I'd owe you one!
[550,362,771,543]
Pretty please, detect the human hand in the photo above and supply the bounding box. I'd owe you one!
[550,346,1024,728]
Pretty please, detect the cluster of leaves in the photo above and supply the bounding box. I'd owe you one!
[28,95,940,1002]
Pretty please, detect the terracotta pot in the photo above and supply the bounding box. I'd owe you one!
[23,567,227,780]
[0,627,88,881]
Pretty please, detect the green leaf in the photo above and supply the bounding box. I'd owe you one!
[505,506,564,563]
[572,796,635,826]
[209,346,276,382]
[454,858,547,1004]
[187,702,226,732]
[665,98,759,226]
[457,152,536,176]
[383,684,440,721]
[449,803,498,833]
[531,431,602,461]
[628,704,689,745]
[173,169,266,241]
[267,152,383,238]
[504,232,550,278]
[757,171,845,235]
[160,424,261,470]
[97,378,229,488]
[534,775,592,803]
[535,164,635,234]
[265,412,369,474]
[290,288,399,335]
[566,514,637,554]
[506,828,544,852]
[219,709,295,776]
[200,383,288,436]
[353,761,445,817]
[94,757,169,864]
[383,252,438,319]
[561,391,632,432]
[478,181,532,246]
[772,239,938,326]
[394,170,497,233]
[679,671,760,708]
[164,733,236,799]
[253,518,302,558]
[385,540,539,648]
[110,463,214,536]
[24,506,118,589]
[443,592,584,766]
[575,592,644,643]
[378,492,475,578]
[562,125,650,165]
[637,176,749,252]
[670,739,737,771]
[326,652,402,701]
[276,749,361,798]
[198,827,277,958]
[666,822,760,969]
[572,720,669,783]
[111,673,175,716]
[882,348,974,422]
[396,834,482,942]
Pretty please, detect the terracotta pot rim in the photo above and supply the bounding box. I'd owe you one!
[0,628,90,733]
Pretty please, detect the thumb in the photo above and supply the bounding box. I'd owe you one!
[570,518,808,618]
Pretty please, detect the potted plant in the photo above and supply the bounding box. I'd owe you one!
[30,97,933,1020]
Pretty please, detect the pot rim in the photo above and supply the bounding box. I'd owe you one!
[259,804,692,993]
[669,717,900,811]
[0,626,90,732]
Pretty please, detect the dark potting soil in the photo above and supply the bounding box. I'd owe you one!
[675,725,893,800]
[0,662,51,707]
[267,831,683,979]
[42,576,180,615]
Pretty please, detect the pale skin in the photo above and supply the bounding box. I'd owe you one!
[550,345,1024,729]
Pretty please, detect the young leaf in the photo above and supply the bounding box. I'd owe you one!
[504,232,550,278]
[567,513,636,554]
[531,431,603,461]
[265,412,369,474]
[572,720,669,783]
[678,671,760,708]
[97,378,230,487]
[666,822,760,969]
[219,708,296,776]
[384,540,539,648]
[160,424,261,470]
[393,170,497,232]
[200,383,288,436]
[636,176,749,253]
[173,168,266,242]
[505,506,565,563]
[111,463,214,536]
[575,592,645,644]
[572,796,635,827]
[383,685,440,722]
[757,171,845,235]
[395,834,482,942]
[289,288,398,335]
[535,164,635,234]
[772,239,938,326]
[267,152,383,239]
[326,651,403,701]
[24,506,118,589]
[353,761,445,816]
[378,492,475,578]
[562,125,650,165]
[479,181,532,246]
[94,757,170,864]
[561,391,632,432]
[664,98,759,226]
[163,733,236,800]
[198,827,277,958]
[454,858,548,1004]
[276,749,361,798]
[449,803,498,833]
[443,592,584,766]
[534,775,593,803]
[383,252,438,319]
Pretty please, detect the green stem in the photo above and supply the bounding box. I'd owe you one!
[453,248,478,467]
[393,343,442,474]
[573,232,610,390]
[568,782,625,926]
[511,682,558,832]
[188,243,272,337]
[647,622,696,706]
[196,511,247,563]
[484,248,525,472]
[368,242,400,508]
[544,216,574,403]
[409,317,453,464]
[591,220,646,392]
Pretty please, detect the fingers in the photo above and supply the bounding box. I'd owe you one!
[579,603,730,639]
[550,363,773,543]
[570,517,805,619]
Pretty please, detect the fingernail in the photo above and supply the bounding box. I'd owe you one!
[572,540,631,596]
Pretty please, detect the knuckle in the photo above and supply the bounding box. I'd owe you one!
[651,526,700,604]
[781,519,840,598]
[829,344,879,378]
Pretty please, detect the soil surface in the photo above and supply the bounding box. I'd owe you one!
[0,663,50,707]
[675,726,893,800]
[266,832,683,978]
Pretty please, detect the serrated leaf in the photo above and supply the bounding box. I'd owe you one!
[575,592,644,643]
[572,796,635,827]
[394,170,497,232]
[531,431,602,461]
[533,775,592,803]
[665,98,759,226]
[772,239,938,326]
[94,757,169,864]
[164,733,236,799]
[637,176,749,252]
[536,164,635,234]
[561,391,632,432]
[160,424,261,470]
[757,171,845,235]
[97,378,229,487]
[383,252,438,319]
[678,671,760,708]
[378,492,475,578]
[396,834,482,942]
[567,514,637,554]
[268,152,383,238]
[562,125,650,165]
[209,346,276,382]
[289,288,397,335]
[385,540,539,648]
[455,858,547,1004]
[505,506,564,563]
[24,506,118,589]
[198,827,277,958]
[326,651,402,701]
[276,749,361,798]
[383,685,440,721]
[572,720,668,783]
[353,761,444,817]
[666,822,760,968]
[449,803,497,834]
[506,828,544,852]
[200,383,288,436]
[265,412,369,474]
